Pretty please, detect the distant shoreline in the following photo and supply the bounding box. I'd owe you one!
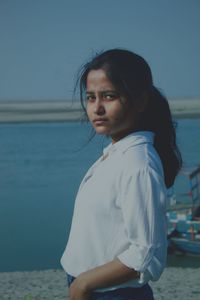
[0,98,200,123]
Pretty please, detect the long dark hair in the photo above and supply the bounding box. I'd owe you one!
[75,48,182,188]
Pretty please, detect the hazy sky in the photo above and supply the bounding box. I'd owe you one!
[0,0,200,101]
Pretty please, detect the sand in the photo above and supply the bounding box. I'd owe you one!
[168,98,200,118]
[0,267,200,300]
[0,100,83,123]
[0,98,200,123]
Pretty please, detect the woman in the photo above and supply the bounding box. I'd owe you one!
[61,49,182,299]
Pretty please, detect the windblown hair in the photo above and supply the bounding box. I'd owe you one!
[75,48,182,188]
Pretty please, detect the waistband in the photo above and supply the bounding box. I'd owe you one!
[67,274,75,287]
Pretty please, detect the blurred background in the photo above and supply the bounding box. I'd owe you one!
[0,0,200,276]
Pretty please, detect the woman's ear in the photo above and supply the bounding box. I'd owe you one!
[137,91,149,112]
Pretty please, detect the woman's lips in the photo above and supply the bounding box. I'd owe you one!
[93,118,108,125]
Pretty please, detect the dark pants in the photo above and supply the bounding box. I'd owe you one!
[67,274,154,300]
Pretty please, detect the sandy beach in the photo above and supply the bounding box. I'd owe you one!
[0,267,200,300]
[168,98,200,118]
[0,100,83,123]
[0,98,200,123]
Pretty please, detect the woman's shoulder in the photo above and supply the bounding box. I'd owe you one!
[118,142,163,176]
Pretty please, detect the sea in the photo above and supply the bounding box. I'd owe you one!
[0,119,200,272]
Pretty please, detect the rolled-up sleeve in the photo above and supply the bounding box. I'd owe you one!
[117,166,167,283]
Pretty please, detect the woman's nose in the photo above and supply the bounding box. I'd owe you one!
[94,100,105,115]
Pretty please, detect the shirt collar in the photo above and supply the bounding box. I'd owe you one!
[103,131,155,156]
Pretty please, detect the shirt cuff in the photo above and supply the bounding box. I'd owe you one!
[117,243,165,283]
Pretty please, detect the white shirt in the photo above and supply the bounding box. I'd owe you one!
[61,131,168,291]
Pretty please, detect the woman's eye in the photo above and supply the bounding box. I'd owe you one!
[103,93,117,100]
[86,95,95,101]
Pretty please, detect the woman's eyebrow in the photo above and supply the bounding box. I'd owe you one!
[86,91,94,94]
[86,90,117,94]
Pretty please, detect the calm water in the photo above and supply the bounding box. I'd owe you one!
[0,119,200,271]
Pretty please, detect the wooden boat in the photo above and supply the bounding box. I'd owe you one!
[167,165,200,255]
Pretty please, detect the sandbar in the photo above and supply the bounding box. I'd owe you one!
[0,98,200,123]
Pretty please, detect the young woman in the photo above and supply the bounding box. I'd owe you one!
[61,49,182,300]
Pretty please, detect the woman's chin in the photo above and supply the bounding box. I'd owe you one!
[94,126,110,135]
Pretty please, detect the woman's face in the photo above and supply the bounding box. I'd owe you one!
[86,69,137,143]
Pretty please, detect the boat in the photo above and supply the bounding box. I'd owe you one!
[167,165,200,255]
[169,237,200,254]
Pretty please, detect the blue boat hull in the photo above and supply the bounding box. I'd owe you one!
[170,237,200,254]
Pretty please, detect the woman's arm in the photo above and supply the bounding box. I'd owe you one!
[69,258,139,299]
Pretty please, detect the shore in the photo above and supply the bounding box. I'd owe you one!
[0,267,199,300]
[0,98,200,123]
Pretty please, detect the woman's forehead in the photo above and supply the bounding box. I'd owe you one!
[86,69,116,90]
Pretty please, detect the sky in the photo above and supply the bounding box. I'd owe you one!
[0,0,200,101]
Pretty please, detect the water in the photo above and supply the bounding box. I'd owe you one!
[0,119,200,272]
